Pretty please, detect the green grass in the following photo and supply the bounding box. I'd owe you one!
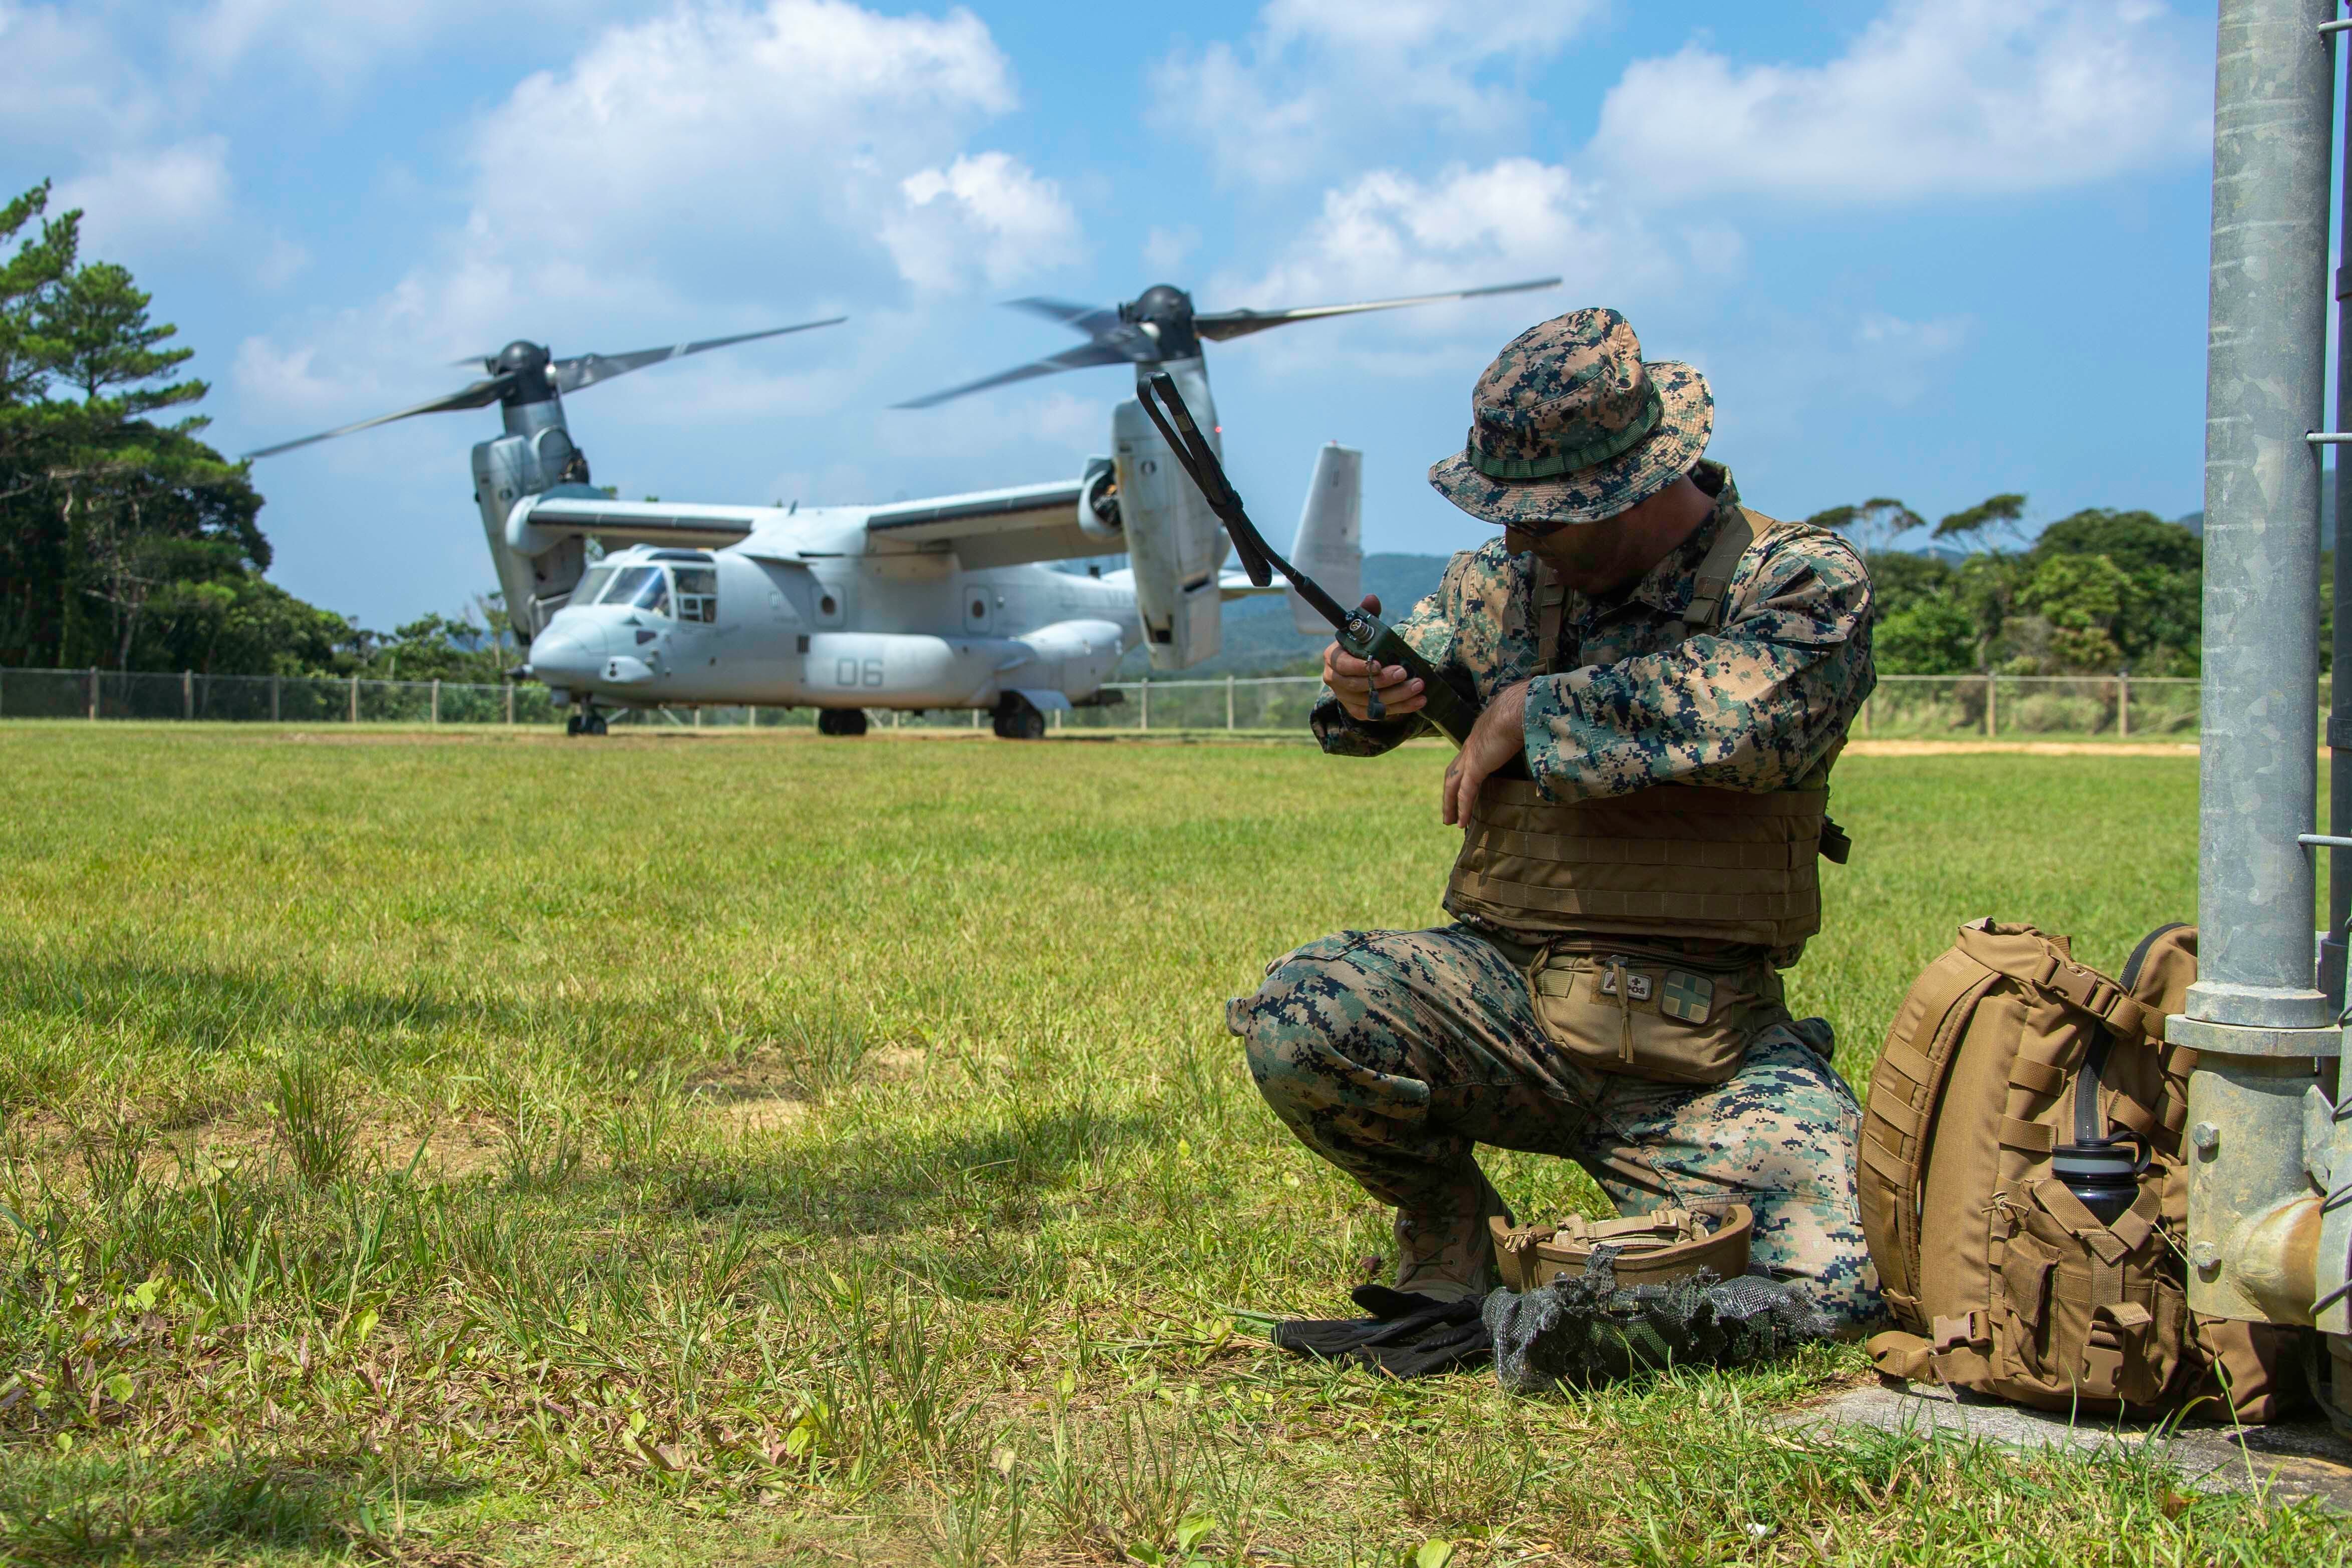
[0,722,2337,1565]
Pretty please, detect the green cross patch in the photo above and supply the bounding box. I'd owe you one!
[1659,970,1714,1024]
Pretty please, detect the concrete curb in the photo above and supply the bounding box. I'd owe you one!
[1780,1383,2352,1509]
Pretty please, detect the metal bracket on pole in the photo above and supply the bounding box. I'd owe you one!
[2168,1013,2343,1059]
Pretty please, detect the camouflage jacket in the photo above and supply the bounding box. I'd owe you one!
[1312,463,1875,802]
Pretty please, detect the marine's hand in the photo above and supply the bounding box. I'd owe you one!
[1323,598,1426,721]
[1444,678,1529,826]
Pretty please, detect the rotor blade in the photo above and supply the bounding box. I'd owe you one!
[553,316,847,395]
[1193,276,1562,343]
[891,340,1134,410]
[1003,297,1124,338]
[241,376,513,460]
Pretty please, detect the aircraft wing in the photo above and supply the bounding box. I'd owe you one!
[514,489,761,549]
[1218,570,1291,602]
[863,479,1096,569]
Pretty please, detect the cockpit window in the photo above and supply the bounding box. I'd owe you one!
[607,565,670,617]
[675,567,717,624]
[572,566,614,607]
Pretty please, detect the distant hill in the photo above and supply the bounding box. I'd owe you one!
[1112,552,1455,678]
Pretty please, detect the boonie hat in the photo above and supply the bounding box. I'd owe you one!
[1428,307,1713,530]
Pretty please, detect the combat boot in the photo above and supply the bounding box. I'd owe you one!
[1391,1172,1514,1304]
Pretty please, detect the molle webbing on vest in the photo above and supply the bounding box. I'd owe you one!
[1444,780,1827,949]
[1452,505,1827,951]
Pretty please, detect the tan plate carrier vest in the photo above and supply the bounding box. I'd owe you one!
[1442,508,1840,955]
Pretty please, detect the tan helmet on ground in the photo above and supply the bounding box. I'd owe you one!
[1489,1202,1753,1293]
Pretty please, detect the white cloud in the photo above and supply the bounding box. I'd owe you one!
[1208,158,1659,373]
[174,0,636,91]
[0,3,157,142]
[54,138,235,253]
[470,1,1014,261]
[1854,312,1975,404]
[1142,224,1199,276]
[255,234,310,290]
[230,337,340,414]
[1151,0,1602,186]
[881,152,1081,293]
[1591,0,2210,202]
[178,0,457,81]
[230,2,1076,460]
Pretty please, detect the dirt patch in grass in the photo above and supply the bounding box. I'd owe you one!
[1846,739,2199,757]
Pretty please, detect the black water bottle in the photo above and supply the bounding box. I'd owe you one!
[2051,1139,2147,1225]
[2055,1032,2149,1225]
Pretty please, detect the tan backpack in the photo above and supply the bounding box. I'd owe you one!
[1860,920,2304,1420]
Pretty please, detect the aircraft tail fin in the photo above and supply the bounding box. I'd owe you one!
[1287,443,1362,635]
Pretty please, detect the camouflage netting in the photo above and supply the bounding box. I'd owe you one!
[1484,1252,1837,1396]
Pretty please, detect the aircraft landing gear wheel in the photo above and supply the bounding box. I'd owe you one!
[585,712,608,736]
[566,713,583,736]
[818,708,869,737]
[992,699,1047,740]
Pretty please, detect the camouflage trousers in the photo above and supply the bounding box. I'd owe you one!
[1227,925,1882,1329]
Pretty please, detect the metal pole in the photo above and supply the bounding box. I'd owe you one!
[2177,0,2345,1340]
[1226,673,1235,731]
[431,678,440,726]
[87,667,97,720]
[506,682,515,724]
[1141,677,1150,732]
[2191,0,2335,1033]
[2118,670,2131,739]
[349,673,359,724]
[1983,671,1996,739]
[2329,0,2352,1005]
[271,673,281,723]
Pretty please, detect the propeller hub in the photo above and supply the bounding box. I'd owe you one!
[1121,285,1199,360]
[493,341,558,403]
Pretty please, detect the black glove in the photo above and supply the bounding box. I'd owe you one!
[1271,1284,1493,1379]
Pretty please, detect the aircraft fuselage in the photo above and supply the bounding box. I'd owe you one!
[525,512,1132,714]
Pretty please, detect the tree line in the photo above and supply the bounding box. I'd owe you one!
[0,181,513,682]
[1806,495,2224,677]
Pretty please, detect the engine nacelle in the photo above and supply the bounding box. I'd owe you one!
[471,407,590,639]
[1112,361,1225,671]
[1077,455,1122,542]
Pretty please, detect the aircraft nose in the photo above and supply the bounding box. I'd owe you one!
[529,625,605,685]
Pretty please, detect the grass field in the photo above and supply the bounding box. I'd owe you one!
[0,723,2341,1566]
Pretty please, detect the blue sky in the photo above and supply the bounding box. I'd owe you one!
[4,0,2222,629]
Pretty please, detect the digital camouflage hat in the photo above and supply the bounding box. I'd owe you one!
[1427,307,1713,530]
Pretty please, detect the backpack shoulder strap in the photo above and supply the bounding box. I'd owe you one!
[1535,560,1567,676]
[1683,509,1757,629]
[1954,920,2153,1043]
[1861,942,2006,1326]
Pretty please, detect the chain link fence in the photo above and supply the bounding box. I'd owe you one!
[0,666,2283,741]
[1855,673,2217,741]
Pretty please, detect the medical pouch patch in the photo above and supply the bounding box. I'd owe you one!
[1659,970,1715,1023]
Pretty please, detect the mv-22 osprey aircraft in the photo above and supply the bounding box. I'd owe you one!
[246,277,1555,737]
